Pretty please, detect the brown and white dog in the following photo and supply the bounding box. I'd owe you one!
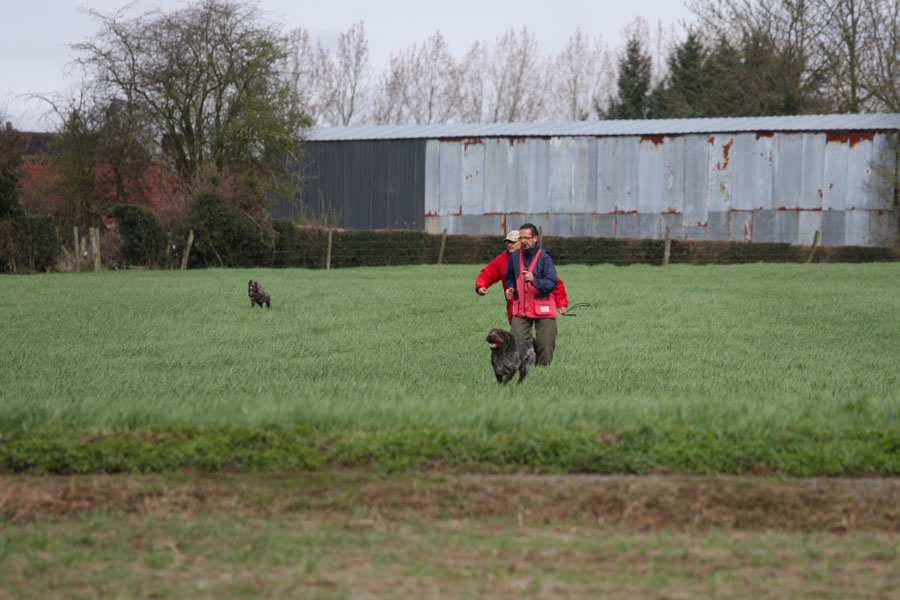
[248,280,271,308]
[485,328,536,384]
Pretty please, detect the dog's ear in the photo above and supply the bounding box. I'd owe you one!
[486,328,505,345]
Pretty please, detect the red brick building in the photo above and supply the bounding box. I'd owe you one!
[16,132,186,228]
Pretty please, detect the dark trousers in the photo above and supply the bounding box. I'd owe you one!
[510,315,557,365]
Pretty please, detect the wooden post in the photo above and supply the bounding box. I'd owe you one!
[90,227,101,272]
[181,230,194,270]
[806,230,820,264]
[663,226,671,266]
[73,226,80,271]
[326,228,333,270]
[437,228,448,265]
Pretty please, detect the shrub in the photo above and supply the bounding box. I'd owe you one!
[110,204,168,267]
[3,215,61,273]
[186,192,272,267]
[271,220,329,268]
[0,220,13,272]
[0,168,24,221]
[815,245,899,263]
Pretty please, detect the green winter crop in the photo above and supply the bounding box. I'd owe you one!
[1,263,898,474]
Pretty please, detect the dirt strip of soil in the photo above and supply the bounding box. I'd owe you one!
[2,472,899,531]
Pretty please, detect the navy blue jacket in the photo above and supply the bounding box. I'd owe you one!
[504,243,558,299]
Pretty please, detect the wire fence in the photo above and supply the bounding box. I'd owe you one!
[173,227,899,271]
[5,224,899,274]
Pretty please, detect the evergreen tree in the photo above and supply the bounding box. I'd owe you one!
[0,123,25,221]
[701,37,749,116]
[648,28,828,119]
[649,32,709,118]
[603,36,652,119]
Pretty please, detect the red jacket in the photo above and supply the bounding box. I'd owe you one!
[476,251,568,324]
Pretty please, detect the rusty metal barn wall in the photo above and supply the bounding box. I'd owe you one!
[271,139,426,230]
[423,132,898,246]
[275,128,897,245]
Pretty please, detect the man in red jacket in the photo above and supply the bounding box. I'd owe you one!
[475,230,567,325]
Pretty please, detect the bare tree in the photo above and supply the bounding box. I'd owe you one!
[816,0,875,112]
[285,27,328,124]
[865,0,900,112]
[317,22,371,126]
[688,1,824,68]
[457,41,488,123]
[485,28,548,122]
[372,32,461,125]
[548,28,615,120]
[370,63,405,125]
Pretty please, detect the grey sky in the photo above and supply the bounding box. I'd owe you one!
[1,0,695,131]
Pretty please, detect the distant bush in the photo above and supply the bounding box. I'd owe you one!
[110,204,168,267]
[184,192,272,268]
[0,168,24,221]
[271,219,328,268]
[1,214,61,273]
[814,245,899,263]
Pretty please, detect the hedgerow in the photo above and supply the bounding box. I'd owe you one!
[2,426,898,477]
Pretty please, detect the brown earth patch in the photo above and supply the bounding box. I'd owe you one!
[2,471,899,532]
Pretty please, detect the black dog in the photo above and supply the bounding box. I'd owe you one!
[248,280,270,308]
[486,328,536,385]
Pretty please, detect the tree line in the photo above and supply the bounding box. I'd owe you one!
[611,0,900,119]
[295,0,900,124]
[2,0,900,265]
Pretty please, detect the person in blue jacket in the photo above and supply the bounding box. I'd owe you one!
[503,223,559,365]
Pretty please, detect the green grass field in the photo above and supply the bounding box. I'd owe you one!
[2,263,899,475]
[3,263,900,598]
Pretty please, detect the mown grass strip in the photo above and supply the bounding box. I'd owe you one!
[2,425,899,476]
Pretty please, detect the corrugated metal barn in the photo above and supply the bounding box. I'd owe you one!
[273,114,900,246]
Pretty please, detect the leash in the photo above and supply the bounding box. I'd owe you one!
[562,302,590,317]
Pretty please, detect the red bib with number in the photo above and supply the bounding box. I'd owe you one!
[512,249,557,319]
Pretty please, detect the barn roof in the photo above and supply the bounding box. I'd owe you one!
[308,113,900,141]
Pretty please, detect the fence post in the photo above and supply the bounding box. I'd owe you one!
[326,229,333,270]
[806,230,820,264]
[663,226,671,266]
[181,230,194,270]
[73,226,80,271]
[90,227,101,272]
[437,228,448,265]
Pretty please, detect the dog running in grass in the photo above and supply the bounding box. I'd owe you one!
[248,280,271,308]
[486,328,536,384]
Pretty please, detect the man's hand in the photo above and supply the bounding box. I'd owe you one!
[505,287,515,300]
[476,286,488,296]
[559,306,567,315]
[523,270,534,283]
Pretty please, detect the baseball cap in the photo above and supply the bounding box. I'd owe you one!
[504,230,520,242]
